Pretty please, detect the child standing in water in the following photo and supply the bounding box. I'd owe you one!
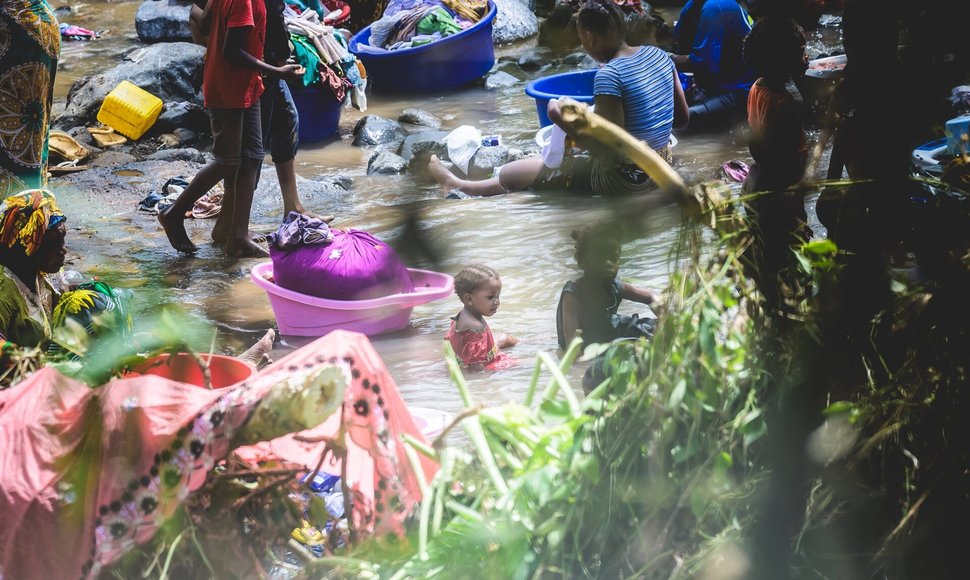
[445,265,519,371]
[557,222,663,350]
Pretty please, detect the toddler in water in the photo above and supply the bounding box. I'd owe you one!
[445,265,519,371]
[557,221,662,350]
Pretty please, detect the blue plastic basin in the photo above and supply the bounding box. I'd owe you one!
[289,84,342,143]
[349,1,497,93]
[525,69,597,127]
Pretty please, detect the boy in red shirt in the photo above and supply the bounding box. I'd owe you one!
[160,0,302,256]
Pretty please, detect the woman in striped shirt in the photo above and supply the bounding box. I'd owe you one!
[428,0,688,196]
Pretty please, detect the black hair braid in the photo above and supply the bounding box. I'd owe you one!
[576,0,624,38]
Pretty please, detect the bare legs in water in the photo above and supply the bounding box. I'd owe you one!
[427,155,544,197]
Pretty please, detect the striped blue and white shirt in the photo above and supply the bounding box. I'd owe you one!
[594,45,675,150]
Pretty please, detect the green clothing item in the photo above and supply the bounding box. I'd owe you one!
[416,7,461,37]
[0,266,55,347]
[289,34,322,87]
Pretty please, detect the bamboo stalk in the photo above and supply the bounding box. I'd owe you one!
[555,98,695,209]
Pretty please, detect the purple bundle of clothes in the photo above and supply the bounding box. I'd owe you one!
[269,212,414,300]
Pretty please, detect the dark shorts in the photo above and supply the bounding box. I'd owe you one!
[210,104,264,166]
[260,78,300,163]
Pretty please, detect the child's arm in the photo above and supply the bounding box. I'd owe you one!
[223,26,304,81]
[496,333,519,349]
[620,283,664,311]
[559,291,581,348]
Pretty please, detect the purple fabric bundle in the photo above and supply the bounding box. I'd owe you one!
[270,222,414,300]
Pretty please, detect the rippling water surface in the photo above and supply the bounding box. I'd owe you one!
[50,1,841,416]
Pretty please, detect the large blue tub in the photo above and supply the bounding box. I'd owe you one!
[290,84,342,142]
[525,69,596,127]
[349,1,497,93]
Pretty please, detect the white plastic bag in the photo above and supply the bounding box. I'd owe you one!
[444,125,482,175]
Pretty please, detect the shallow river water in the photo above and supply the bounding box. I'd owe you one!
[49,1,841,417]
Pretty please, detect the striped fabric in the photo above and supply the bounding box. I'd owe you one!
[593,45,675,150]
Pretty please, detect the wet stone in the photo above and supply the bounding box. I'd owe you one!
[484,70,519,89]
[154,101,209,134]
[351,115,407,147]
[367,150,407,175]
[517,48,550,71]
[563,52,598,69]
[146,148,205,163]
[136,0,193,44]
[491,0,538,44]
[468,144,509,180]
[397,130,449,163]
[173,128,198,146]
[398,108,442,130]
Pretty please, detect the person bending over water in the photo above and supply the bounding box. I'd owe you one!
[557,221,663,350]
[160,0,303,256]
[428,0,688,197]
[445,265,518,371]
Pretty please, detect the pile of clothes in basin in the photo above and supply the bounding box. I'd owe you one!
[285,3,368,110]
[358,0,487,52]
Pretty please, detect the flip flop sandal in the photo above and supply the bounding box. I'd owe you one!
[722,159,750,183]
[48,159,89,175]
[88,126,127,147]
[48,131,90,162]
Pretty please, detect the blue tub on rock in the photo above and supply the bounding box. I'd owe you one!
[349,0,497,93]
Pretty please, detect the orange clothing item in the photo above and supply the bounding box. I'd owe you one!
[203,0,266,109]
[445,315,517,370]
[746,80,807,183]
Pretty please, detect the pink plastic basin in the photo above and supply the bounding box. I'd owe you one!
[251,262,454,337]
[409,406,454,440]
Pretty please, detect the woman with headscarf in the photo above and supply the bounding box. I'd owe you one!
[0,0,60,195]
[0,188,66,347]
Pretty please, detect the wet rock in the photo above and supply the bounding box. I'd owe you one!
[154,101,209,134]
[563,51,598,69]
[351,115,407,147]
[506,147,530,162]
[517,47,551,71]
[88,151,138,168]
[136,0,193,44]
[53,6,73,16]
[398,108,442,130]
[367,150,408,175]
[467,145,509,180]
[252,170,348,217]
[146,147,206,163]
[492,0,538,44]
[484,70,519,89]
[57,42,205,130]
[312,174,352,190]
[397,130,449,163]
[173,128,198,146]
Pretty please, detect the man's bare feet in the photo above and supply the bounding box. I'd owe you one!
[226,236,270,258]
[158,205,198,253]
[240,329,275,367]
[428,155,462,194]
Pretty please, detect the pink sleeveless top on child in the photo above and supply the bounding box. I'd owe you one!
[445,315,517,370]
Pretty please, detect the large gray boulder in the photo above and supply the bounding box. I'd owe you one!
[492,0,537,44]
[57,42,205,131]
[136,0,193,43]
[351,115,407,147]
[398,108,442,130]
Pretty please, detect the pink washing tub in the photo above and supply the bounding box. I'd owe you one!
[251,262,454,336]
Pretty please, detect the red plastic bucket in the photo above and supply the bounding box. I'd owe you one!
[133,353,256,389]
